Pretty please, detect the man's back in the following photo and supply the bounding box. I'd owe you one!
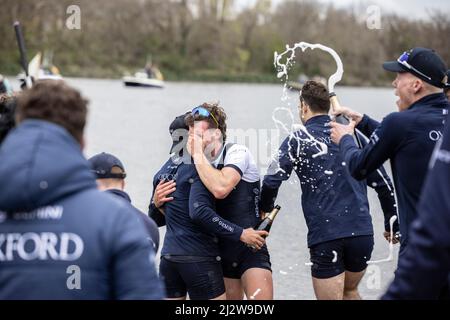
[262,115,373,247]
[0,120,163,299]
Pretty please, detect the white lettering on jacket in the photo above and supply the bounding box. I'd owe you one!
[0,232,84,262]
[13,206,64,220]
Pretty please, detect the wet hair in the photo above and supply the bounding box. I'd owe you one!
[300,80,330,113]
[16,80,88,144]
[0,94,17,144]
[184,102,227,142]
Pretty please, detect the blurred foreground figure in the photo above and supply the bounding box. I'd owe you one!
[0,81,164,299]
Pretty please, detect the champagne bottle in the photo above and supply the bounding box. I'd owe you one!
[249,205,281,251]
[329,92,362,148]
[256,205,281,234]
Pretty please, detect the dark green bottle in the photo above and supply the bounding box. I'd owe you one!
[255,205,281,234]
[249,205,280,251]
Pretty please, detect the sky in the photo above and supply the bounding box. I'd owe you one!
[235,0,450,20]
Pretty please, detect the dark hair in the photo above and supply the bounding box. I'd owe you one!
[300,80,330,113]
[16,80,88,144]
[185,102,227,142]
[0,94,17,144]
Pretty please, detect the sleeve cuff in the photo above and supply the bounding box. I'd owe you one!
[260,185,278,212]
[233,226,244,242]
[340,134,356,149]
[356,114,370,130]
[224,164,243,177]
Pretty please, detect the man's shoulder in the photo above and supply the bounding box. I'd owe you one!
[226,143,250,155]
[380,111,416,128]
[65,188,134,220]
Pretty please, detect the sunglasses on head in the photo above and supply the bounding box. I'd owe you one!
[397,51,432,81]
[191,106,219,127]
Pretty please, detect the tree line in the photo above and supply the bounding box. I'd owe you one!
[1,0,449,86]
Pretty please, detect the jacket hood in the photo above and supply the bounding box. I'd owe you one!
[0,119,97,212]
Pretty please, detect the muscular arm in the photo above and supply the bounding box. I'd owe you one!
[193,149,241,199]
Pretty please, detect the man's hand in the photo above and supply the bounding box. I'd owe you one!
[153,180,176,211]
[260,211,267,220]
[330,105,363,125]
[187,131,207,164]
[329,119,356,145]
[240,228,268,250]
[383,231,400,244]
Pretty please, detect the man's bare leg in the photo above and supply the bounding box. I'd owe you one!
[224,278,245,300]
[241,268,273,300]
[312,273,345,300]
[343,270,366,300]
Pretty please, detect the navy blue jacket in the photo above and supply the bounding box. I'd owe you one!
[150,159,244,257]
[339,93,449,249]
[107,189,160,253]
[383,112,450,299]
[261,115,383,247]
[0,120,164,300]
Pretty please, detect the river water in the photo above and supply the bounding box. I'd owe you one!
[9,77,400,299]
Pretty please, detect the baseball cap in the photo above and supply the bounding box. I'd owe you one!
[169,112,189,154]
[383,47,450,89]
[88,152,127,179]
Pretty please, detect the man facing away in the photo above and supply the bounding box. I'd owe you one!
[261,80,397,300]
[88,152,160,252]
[0,80,163,299]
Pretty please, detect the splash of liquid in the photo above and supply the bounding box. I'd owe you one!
[367,215,398,264]
[268,107,328,176]
[332,250,338,263]
[250,288,262,300]
[274,42,343,95]
[269,42,342,176]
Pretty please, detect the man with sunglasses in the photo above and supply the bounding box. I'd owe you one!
[186,103,273,300]
[330,47,450,256]
[148,112,267,300]
[383,110,450,300]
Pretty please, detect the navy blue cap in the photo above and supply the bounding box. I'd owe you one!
[88,152,127,179]
[383,47,450,89]
[169,112,189,154]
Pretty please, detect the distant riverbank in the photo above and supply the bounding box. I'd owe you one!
[2,66,393,88]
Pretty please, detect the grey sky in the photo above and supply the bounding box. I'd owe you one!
[235,0,450,20]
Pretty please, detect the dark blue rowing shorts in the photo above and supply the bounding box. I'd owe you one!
[159,255,225,300]
[309,235,374,279]
[220,243,272,279]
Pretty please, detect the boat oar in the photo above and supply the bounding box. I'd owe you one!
[14,21,32,88]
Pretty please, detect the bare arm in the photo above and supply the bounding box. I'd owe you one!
[189,132,241,199]
[193,151,241,199]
